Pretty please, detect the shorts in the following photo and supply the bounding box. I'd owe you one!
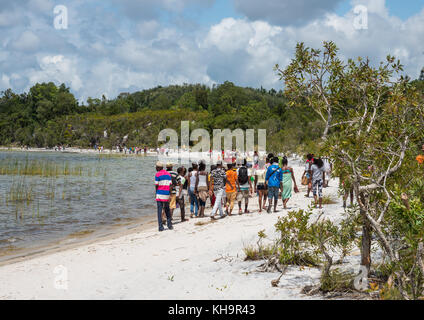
[312,179,323,198]
[198,197,206,207]
[268,186,279,200]
[237,190,249,201]
[257,183,265,190]
[169,194,177,209]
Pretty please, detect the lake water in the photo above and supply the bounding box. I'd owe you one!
[0,151,159,255]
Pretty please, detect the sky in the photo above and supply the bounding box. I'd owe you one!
[0,0,424,103]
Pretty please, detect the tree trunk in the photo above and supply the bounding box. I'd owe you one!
[322,113,331,140]
[360,206,372,275]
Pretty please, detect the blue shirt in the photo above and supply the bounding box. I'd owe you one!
[265,164,282,187]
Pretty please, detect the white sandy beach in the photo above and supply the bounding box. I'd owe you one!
[0,160,360,300]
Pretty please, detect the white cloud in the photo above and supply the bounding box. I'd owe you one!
[233,0,344,26]
[351,0,388,18]
[1,0,424,101]
[27,55,83,92]
[203,18,254,53]
[12,31,40,51]
[0,74,11,89]
[136,20,160,39]
[27,0,54,12]
[0,10,21,27]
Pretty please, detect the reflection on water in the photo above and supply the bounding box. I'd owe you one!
[0,151,158,253]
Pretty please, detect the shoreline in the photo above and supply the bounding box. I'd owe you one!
[0,214,158,267]
[0,148,160,264]
[0,159,362,300]
[0,146,158,156]
[0,147,268,266]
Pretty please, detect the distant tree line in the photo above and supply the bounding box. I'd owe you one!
[0,81,333,153]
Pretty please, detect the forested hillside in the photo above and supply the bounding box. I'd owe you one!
[0,81,326,153]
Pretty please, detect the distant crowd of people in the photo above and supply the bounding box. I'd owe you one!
[92,144,149,155]
[115,145,148,155]
[154,152,332,232]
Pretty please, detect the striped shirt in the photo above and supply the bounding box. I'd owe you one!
[168,170,178,195]
[155,170,172,202]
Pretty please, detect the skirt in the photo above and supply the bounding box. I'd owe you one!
[198,186,209,203]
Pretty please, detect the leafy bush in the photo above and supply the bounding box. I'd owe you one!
[320,268,356,293]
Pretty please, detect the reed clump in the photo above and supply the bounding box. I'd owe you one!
[0,158,88,177]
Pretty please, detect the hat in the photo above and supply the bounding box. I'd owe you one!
[156,161,164,167]
[216,160,222,166]
[166,162,173,168]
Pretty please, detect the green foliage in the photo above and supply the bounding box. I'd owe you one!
[320,268,356,293]
[243,229,277,261]
[321,195,338,205]
[243,244,276,261]
[379,284,405,300]
[0,81,322,150]
[273,207,359,295]
[278,40,424,299]
[377,180,424,299]
[274,208,320,266]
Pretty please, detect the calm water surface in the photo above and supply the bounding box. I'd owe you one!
[0,151,159,253]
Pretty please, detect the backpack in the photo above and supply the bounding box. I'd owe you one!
[170,172,178,190]
[238,166,249,185]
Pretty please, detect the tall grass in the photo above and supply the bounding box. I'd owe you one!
[6,178,34,204]
[1,155,110,222]
[0,158,88,177]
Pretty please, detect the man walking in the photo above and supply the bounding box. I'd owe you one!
[155,161,173,232]
[265,156,283,213]
[225,163,239,216]
[237,159,252,214]
[209,161,227,220]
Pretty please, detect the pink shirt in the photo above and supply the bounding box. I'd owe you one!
[155,170,172,202]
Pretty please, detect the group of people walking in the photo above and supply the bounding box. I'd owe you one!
[115,145,148,154]
[154,153,329,232]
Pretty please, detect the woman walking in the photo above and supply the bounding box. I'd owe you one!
[302,153,314,198]
[195,161,209,218]
[261,155,273,210]
[311,158,326,209]
[188,163,199,218]
[280,157,299,209]
[253,151,259,169]
[176,167,188,222]
[209,165,217,207]
[254,164,267,213]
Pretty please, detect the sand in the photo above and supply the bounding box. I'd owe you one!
[0,159,360,300]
